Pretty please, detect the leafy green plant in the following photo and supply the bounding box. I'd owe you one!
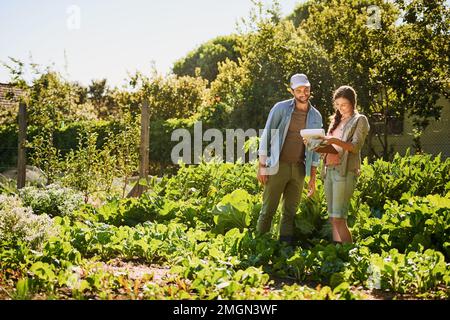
[294,178,330,246]
[19,183,84,217]
[28,261,58,292]
[0,195,55,250]
[103,111,139,198]
[62,129,116,203]
[213,189,254,234]
[12,278,34,300]
[89,196,159,227]
[357,152,450,212]
[354,193,450,260]
[368,248,449,294]
[0,174,17,195]
[28,129,63,185]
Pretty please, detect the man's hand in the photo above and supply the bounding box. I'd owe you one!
[307,177,316,197]
[257,166,269,185]
[307,166,317,197]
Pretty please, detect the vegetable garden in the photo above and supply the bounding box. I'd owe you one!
[1,152,449,300]
[1,0,449,301]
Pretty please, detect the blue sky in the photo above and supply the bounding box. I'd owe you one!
[0,0,301,87]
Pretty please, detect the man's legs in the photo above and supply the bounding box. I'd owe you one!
[257,163,289,235]
[279,163,305,241]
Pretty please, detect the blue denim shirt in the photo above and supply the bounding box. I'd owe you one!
[258,98,323,177]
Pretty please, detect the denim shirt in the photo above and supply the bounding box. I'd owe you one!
[258,98,323,177]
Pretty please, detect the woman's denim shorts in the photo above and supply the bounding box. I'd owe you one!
[324,166,357,219]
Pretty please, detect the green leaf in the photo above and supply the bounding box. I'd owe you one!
[30,262,56,281]
[213,189,253,234]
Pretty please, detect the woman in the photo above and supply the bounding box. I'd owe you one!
[318,86,370,244]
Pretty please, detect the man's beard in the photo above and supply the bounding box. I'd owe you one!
[295,96,309,104]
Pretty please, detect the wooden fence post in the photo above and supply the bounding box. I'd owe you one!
[17,102,27,189]
[128,100,149,197]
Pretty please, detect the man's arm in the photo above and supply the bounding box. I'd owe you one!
[312,110,323,166]
[258,105,279,159]
[257,104,280,185]
[257,155,269,185]
[307,109,321,197]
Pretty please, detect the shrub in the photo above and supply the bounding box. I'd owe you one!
[0,195,55,249]
[354,194,450,260]
[357,152,450,213]
[19,184,84,217]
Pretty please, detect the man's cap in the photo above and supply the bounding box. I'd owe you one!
[290,73,311,89]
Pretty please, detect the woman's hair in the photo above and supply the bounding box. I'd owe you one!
[329,86,357,134]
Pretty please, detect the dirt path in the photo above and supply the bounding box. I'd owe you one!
[1,259,446,300]
[101,258,171,284]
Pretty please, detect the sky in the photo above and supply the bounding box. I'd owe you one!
[0,0,301,88]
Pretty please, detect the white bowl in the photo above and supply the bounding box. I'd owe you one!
[300,129,325,139]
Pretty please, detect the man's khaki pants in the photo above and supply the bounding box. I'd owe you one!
[257,161,306,238]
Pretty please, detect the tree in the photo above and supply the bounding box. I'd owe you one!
[210,2,335,130]
[388,0,450,152]
[1,59,98,127]
[87,79,117,119]
[286,0,317,27]
[298,0,449,159]
[173,35,242,83]
[136,73,209,121]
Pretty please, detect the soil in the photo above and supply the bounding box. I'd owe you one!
[1,260,447,300]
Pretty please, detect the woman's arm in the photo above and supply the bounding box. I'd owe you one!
[321,116,370,154]
[321,137,355,152]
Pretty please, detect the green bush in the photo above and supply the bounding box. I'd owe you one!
[213,189,255,234]
[19,184,84,217]
[293,178,330,246]
[0,121,119,169]
[368,248,449,294]
[357,152,450,213]
[0,195,56,249]
[161,161,261,201]
[354,194,450,260]
[138,74,209,121]
[173,35,241,83]
[149,116,198,165]
[0,124,18,169]
[79,195,161,227]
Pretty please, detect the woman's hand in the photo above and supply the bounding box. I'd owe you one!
[321,136,339,145]
[321,136,355,152]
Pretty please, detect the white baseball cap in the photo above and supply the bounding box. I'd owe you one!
[290,73,311,89]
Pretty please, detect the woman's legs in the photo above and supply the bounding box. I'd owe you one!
[326,168,356,244]
[331,219,342,242]
[330,217,352,244]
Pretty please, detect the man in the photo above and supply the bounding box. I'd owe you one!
[257,73,323,244]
